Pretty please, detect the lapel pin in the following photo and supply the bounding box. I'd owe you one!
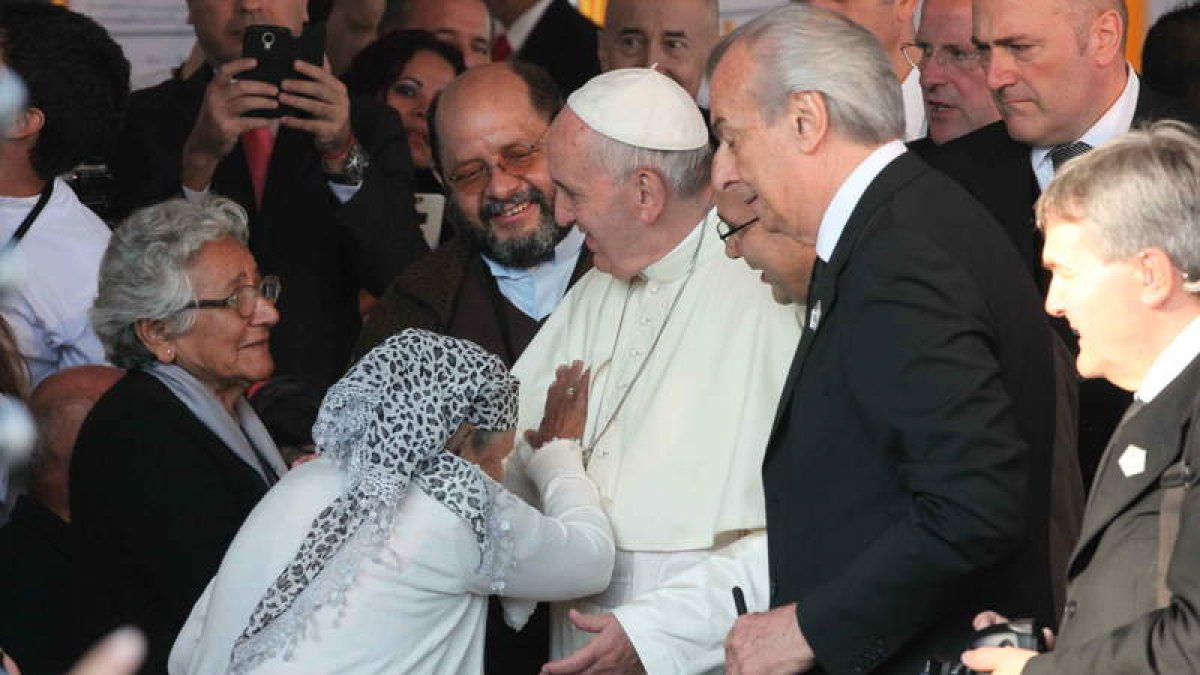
[1118,445,1147,478]
[808,300,822,331]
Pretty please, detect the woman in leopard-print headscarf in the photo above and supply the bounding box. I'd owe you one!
[170,329,614,675]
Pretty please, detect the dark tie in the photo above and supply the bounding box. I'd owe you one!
[491,34,512,62]
[804,257,827,328]
[1049,141,1092,173]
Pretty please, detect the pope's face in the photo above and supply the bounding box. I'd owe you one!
[1042,217,1143,386]
[547,111,647,281]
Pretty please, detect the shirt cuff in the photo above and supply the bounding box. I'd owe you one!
[523,438,585,484]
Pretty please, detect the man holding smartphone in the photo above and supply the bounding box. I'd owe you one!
[108,0,426,388]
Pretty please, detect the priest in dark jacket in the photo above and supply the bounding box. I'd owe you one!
[354,61,589,368]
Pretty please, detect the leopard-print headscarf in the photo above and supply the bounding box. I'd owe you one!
[229,329,519,673]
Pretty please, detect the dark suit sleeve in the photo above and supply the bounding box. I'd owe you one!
[336,96,426,295]
[106,84,194,220]
[1023,436,1200,674]
[72,386,267,673]
[798,232,1032,672]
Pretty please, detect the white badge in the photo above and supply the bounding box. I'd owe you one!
[808,300,822,331]
[1118,445,1147,478]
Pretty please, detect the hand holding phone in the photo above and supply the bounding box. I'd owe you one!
[241,25,322,118]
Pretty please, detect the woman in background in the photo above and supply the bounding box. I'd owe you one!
[344,30,466,249]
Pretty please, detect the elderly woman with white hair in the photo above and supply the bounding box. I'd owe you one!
[71,196,289,675]
[169,329,613,675]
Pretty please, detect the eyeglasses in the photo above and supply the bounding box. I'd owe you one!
[182,275,281,318]
[901,42,982,70]
[446,132,548,194]
[716,214,759,242]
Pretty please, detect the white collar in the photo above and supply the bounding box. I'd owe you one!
[815,140,908,262]
[640,209,716,283]
[1031,67,1139,188]
[501,0,555,52]
[1135,315,1200,403]
[901,68,927,141]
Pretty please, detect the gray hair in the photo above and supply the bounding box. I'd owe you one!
[707,3,905,146]
[1037,120,1200,292]
[91,196,251,368]
[587,131,714,198]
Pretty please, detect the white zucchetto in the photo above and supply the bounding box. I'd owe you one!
[566,67,709,151]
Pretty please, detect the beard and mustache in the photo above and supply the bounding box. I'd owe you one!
[451,186,570,269]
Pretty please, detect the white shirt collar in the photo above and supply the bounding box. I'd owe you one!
[1135,315,1200,403]
[1031,67,1140,190]
[640,209,715,283]
[501,0,554,52]
[901,68,927,142]
[815,140,908,262]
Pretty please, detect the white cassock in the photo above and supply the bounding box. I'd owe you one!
[169,440,612,675]
[509,208,802,673]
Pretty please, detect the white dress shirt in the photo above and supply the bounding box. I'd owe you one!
[170,440,612,675]
[1031,67,1140,190]
[1136,316,1200,404]
[901,67,928,141]
[0,178,110,385]
[815,141,908,262]
[483,226,585,320]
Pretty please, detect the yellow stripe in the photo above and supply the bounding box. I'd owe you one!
[1127,0,1147,71]
[578,0,607,26]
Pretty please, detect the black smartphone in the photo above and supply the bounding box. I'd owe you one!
[241,25,323,118]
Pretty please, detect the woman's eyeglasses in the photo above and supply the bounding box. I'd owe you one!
[182,275,282,318]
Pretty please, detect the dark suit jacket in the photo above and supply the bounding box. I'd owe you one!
[1024,353,1200,674]
[0,496,74,675]
[913,84,1195,282]
[764,152,1056,674]
[70,371,273,675]
[107,60,426,387]
[517,0,600,95]
[915,86,1197,490]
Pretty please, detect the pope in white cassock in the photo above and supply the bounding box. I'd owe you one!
[508,68,802,674]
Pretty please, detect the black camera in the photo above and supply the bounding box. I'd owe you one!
[918,619,1048,675]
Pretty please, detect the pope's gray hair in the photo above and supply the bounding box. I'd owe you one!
[1037,120,1200,292]
[707,3,905,146]
[586,130,713,198]
[91,196,251,368]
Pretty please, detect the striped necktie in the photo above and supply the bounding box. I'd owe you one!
[1049,141,1092,173]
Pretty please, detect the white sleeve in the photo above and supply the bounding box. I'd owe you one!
[611,532,771,675]
[168,579,214,675]
[466,438,614,606]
